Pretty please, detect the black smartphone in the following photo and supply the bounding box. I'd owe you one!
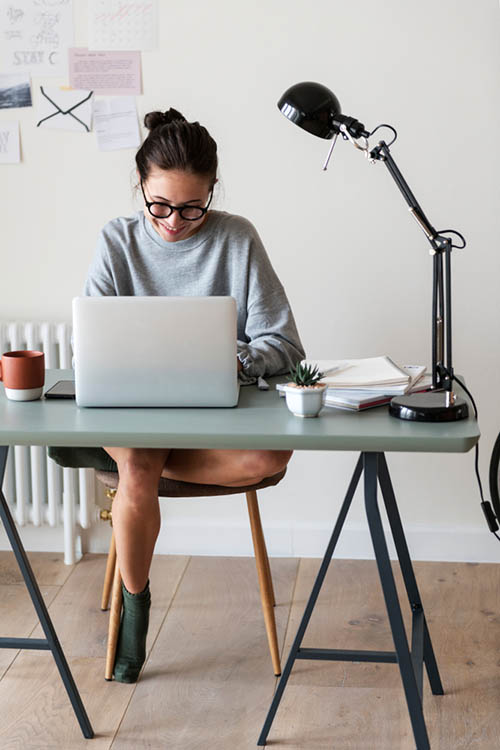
[44,380,76,399]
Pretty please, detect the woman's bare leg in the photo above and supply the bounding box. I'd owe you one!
[162,449,293,487]
[104,447,292,592]
[103,447,170,594]
[101,446,291,683]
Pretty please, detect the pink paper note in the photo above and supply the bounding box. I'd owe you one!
[68,48,142,96]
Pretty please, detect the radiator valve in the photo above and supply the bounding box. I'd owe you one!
[100,487,116,523]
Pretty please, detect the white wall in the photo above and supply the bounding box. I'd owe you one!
[1,0,500,561]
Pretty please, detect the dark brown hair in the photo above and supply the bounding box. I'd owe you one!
[136,108,218,186]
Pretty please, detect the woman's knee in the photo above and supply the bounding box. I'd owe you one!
[243,450,293,481]
[104,447,169,490]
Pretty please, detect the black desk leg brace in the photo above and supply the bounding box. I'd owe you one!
[258,452,443,750]
[0,447,93,739]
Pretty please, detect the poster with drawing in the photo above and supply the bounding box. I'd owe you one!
[0,0,74,77]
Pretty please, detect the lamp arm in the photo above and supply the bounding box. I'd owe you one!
[370,140,439,245]
[369,140,455,393]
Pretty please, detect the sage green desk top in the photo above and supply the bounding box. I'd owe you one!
[0,369,479,453]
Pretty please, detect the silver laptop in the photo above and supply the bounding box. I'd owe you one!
[72,296,239,407]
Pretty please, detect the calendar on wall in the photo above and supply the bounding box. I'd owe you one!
[88,0,157,51]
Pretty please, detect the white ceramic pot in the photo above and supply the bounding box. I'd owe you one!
[283,384,327,418]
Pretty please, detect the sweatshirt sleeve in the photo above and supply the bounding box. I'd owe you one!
[82,228,117,296]
[237,225,305,378]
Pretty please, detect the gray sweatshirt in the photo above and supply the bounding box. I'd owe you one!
[83,210,305,378]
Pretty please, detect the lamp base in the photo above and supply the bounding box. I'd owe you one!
[389,391,469,422]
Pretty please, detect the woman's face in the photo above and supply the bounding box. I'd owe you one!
[141,169,213,243]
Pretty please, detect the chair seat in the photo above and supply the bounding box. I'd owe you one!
[95,468,286,497]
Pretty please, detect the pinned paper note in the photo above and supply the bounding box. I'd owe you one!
[69,48,141,95]
[0,121,20,163]
[88,0,157,51]
[36,86,93,132]
[0,73,32,108]
[94,96,140,151]
[0,0,74,77]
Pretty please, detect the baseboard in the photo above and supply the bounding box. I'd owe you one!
[1,519,499,564]
[91,518,500,564]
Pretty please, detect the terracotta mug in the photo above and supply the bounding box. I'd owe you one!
[0,350,45,401]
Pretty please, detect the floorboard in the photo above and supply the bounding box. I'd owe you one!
[111,556,298,750]
[0,553,498,749]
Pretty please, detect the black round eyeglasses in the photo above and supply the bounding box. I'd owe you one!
[140,181,213,221]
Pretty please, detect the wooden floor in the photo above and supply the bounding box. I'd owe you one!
[0,552,498,749]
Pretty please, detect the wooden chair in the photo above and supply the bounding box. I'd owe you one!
[96,468,285,680]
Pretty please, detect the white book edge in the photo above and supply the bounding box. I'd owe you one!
[341,366,427,395]
[323,373,432,409]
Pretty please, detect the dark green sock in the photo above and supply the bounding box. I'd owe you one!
[113,580,151,683]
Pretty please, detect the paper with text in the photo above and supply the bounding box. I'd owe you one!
[0,0,74,77]
[94,96,140,151]
[88,0,157,51]
[69,48,141,95]
[0,121,20,163]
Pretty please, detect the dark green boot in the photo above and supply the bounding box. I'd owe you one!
[113,580,151,683]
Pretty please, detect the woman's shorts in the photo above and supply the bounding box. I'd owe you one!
[48,446,118,472]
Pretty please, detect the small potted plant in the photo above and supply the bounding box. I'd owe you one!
[283,362,327,418]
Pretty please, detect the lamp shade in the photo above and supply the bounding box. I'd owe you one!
[277,82,341,140]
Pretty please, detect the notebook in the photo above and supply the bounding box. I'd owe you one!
[72,296,239,407]
[304,356,411,389]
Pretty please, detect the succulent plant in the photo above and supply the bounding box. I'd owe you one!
[288,362,325,387]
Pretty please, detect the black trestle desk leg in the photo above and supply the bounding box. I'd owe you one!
[0,447,94,739]
[364,453,430,750]
[257,454,364,747]
[377,453,444,697]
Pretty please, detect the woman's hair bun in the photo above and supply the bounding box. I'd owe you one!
[144,108,186,131]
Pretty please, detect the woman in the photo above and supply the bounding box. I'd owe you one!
[54,107,305,683]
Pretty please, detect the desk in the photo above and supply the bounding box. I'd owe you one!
[0,369,479,746]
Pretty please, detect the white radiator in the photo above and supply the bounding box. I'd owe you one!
[0,321,95,565]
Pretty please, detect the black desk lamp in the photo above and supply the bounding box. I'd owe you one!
[278,81,468,422]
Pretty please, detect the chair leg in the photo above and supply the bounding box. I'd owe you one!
[246,491,276,606]
[101,530,117,611]
[246,490,281,676]
[105,558,123,681]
